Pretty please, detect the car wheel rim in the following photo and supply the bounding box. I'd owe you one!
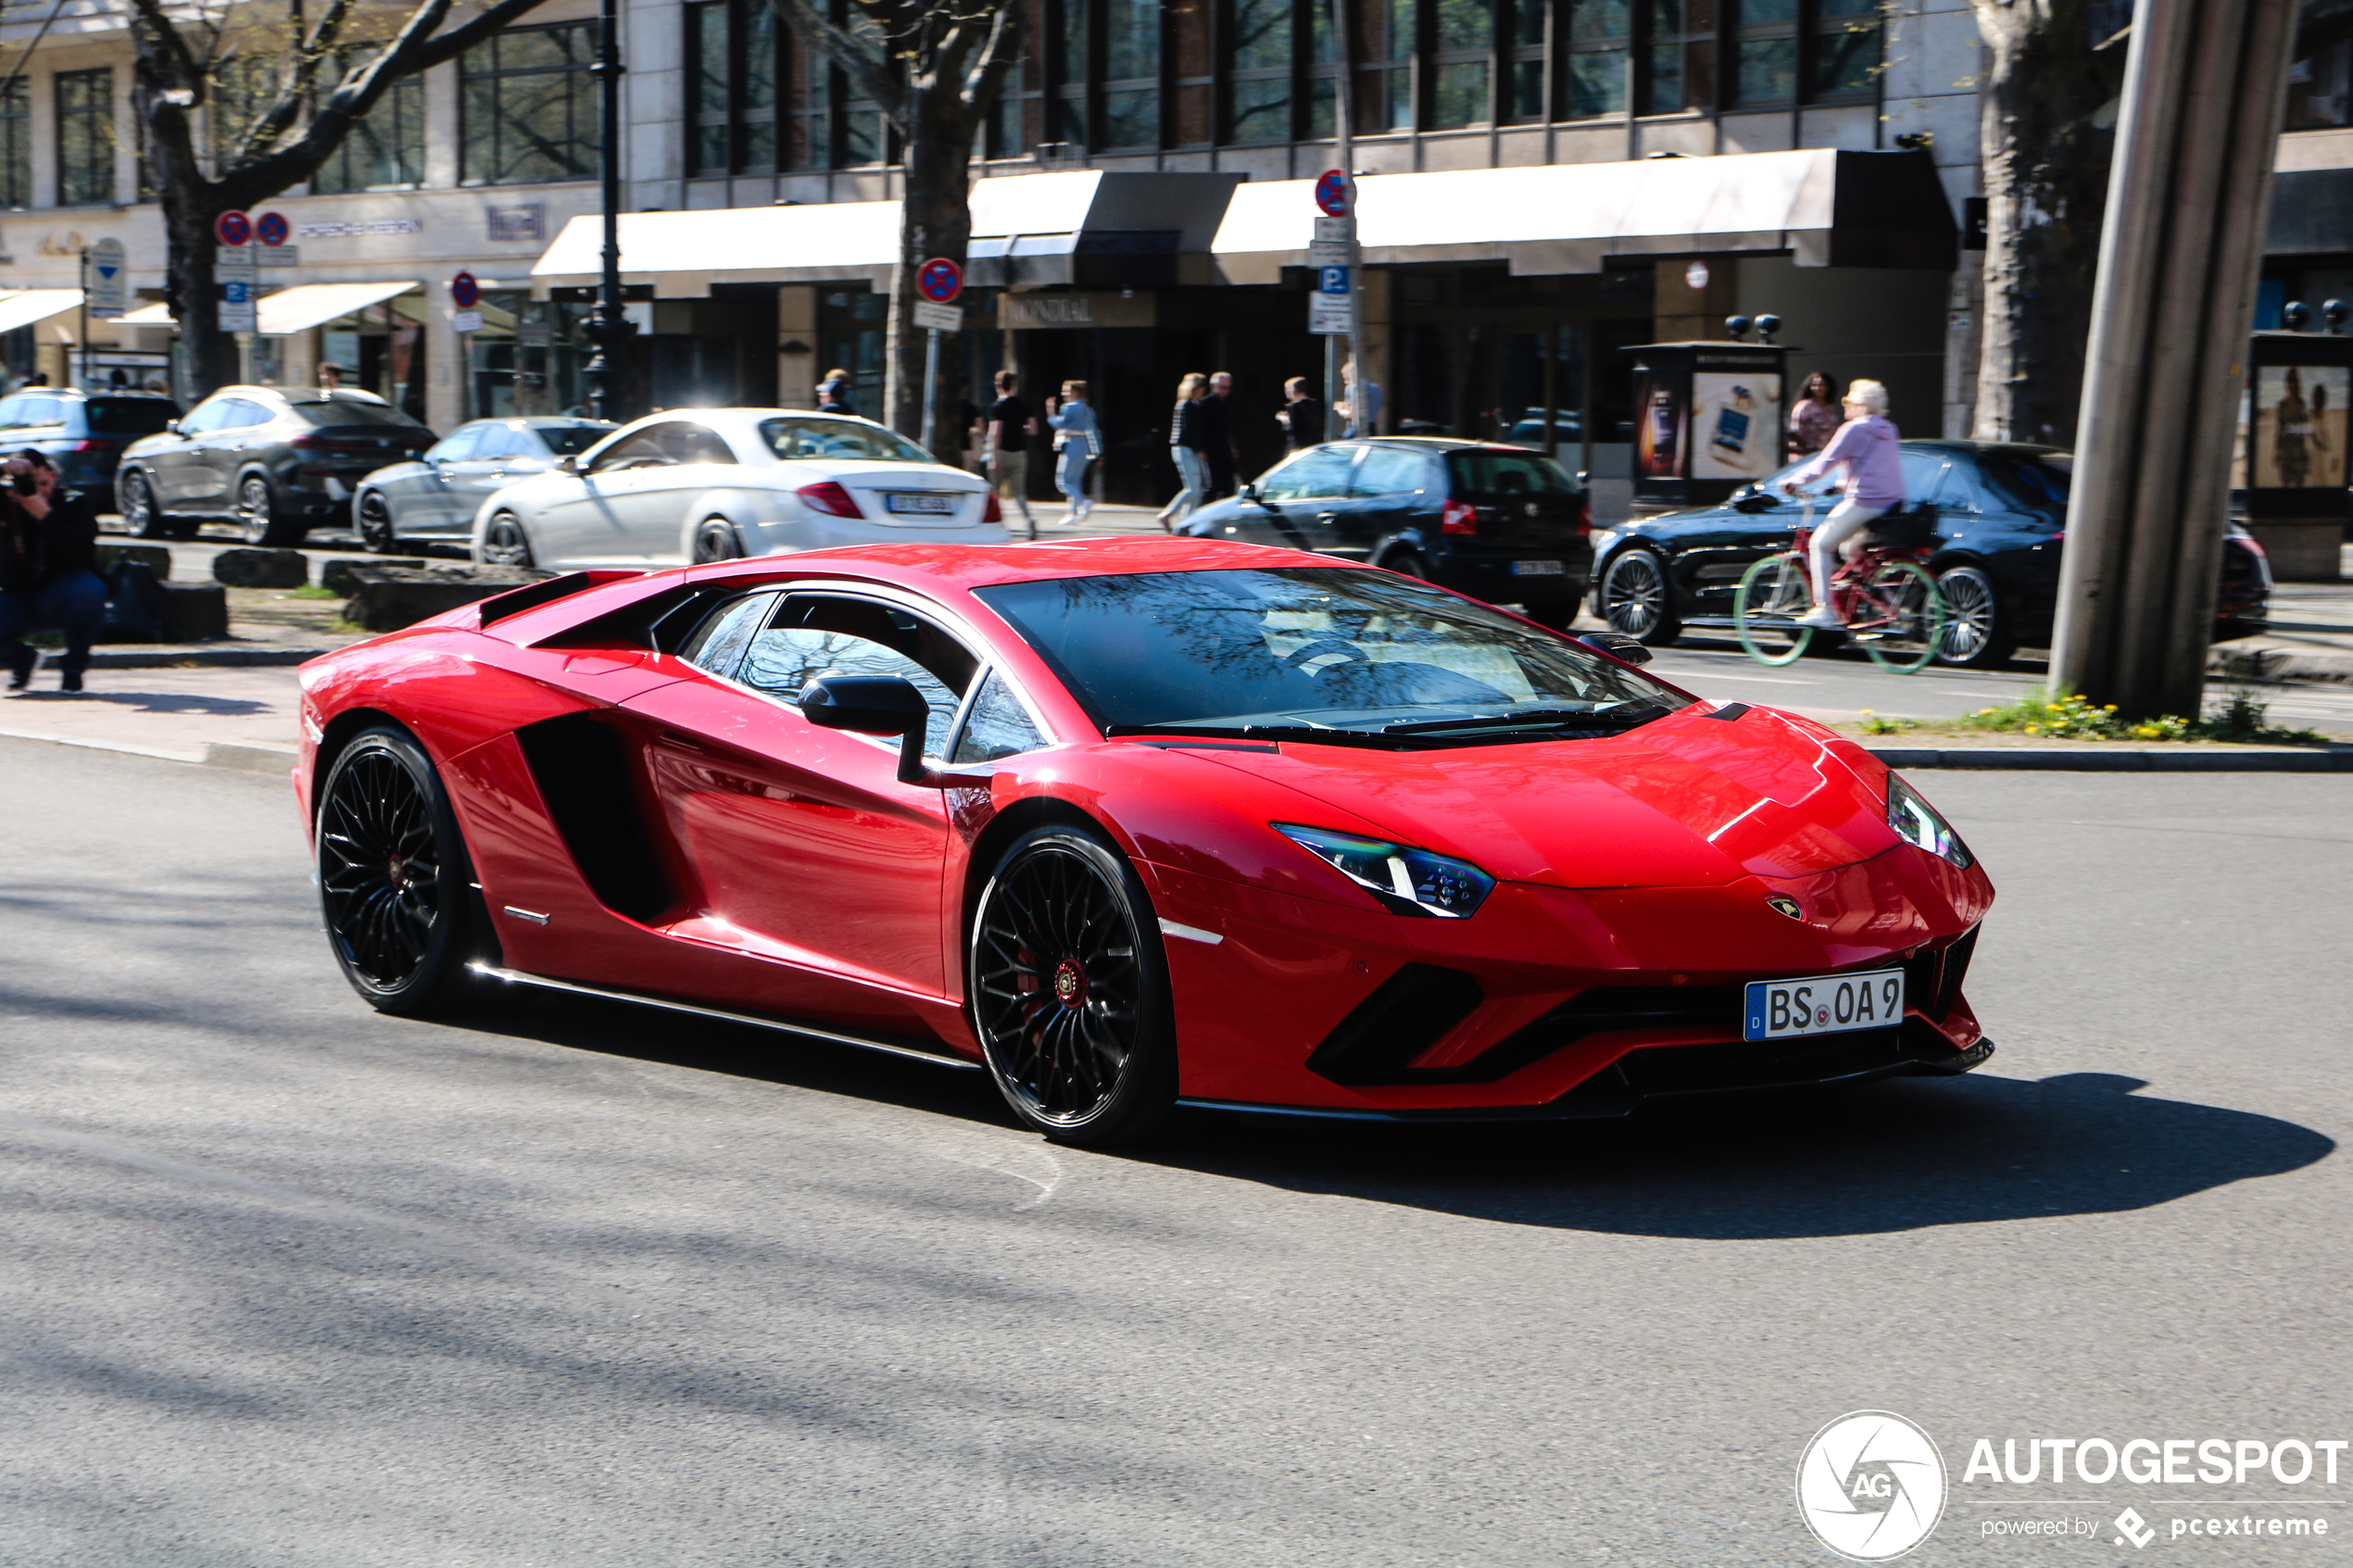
[973,844,1140,1125]
[483,517,529,566]
[695,522,740,562]
[122,474,149,530]
[238,479,270,539]
[319,746,441,990]
[1605,554,1664,636]
[1939,570,1994,661]
[360,496,392,546]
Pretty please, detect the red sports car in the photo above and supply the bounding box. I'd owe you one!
[296,536,1994,1145]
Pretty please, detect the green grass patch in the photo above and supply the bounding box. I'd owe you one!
[1954,684,2327,746]
[279,584,343,600]
[1856,711,1919,735]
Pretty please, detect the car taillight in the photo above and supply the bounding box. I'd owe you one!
[1441,498,1478,535]
[799,481,863,519]
[2236,531,2268,558]
[67,439,108,453]
[982,489,1003,524]
[1578,494,1592,534]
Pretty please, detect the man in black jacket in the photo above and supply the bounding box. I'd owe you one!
[1,450,106,692]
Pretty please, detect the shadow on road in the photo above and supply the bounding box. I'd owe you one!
[453,990,2333,1239]
[3,690,270,714]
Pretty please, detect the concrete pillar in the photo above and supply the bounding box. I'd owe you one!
[778,285,817,408]
[422,63,460,188]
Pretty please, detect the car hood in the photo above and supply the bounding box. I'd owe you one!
[1187,704,1900,888]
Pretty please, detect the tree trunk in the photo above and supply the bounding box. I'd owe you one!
[886,85,981,445]
[161,195,238,395]
[1969,0,2130,445]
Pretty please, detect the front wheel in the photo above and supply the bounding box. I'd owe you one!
[1733,552,1816,667]
[479,511,535,568]
[1855,558,1946,674]
[358,492,400,554]
[1933,564,2014,668]
[237,472,304,547]
[970,822,1177,1147]
[316,726,486,1016]
[120,469,176,540]
[692,517,743,563]
[1600,546,1681,646]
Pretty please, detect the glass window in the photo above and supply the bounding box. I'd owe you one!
[975,568,1677,737]
[1352,446,1430,497]
[1563,0,1629,116]
[952,670,1049,763]
[743,596,978,757]
[1447,448,1579,495]
[536,421,616,455]
[1361,0,1420,132]
[427,427,484,462]
[1257,445,1357,500]
[592,426,682,470]
[290,398,429,429]
[311,46,426,191]
[652,422,737,463]
[760,415,933,462]
[56,69,114,206]
[683,590,778,674]
[1227,0,1292,142]
[1643,0,1713,114]
[0,79,25,207]
[83,397,179,435]
[1810,0,1881,97]
[461,22,599,185]
[176,398,232,435]
[210,55,278,170]
[214,398,272,429]
[687,0,783,174]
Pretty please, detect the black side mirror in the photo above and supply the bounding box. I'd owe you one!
[1576,631,1654,665]
[1730,487,1777,513]
[798,673,935,784]
[163,420,181,435]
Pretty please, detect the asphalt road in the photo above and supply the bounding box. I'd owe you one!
[2,739,2348,1566]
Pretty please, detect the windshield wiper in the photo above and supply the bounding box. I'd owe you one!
[1378,702,1670,736]
[1106,722,1405,747]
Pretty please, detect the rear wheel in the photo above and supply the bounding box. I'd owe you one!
[692,517,743,563]
[1855,558,1946,675]
[479,511,535,568]
[236,472,304,547]
[316,726,485,1016]
[120,470,177,540]
[970,822,1176,1147]
[1378,546,1431,580]
[1733,552,1816,667]
[1933,564,2015,668]
[1600,546,1681,646]
[358,491,400,554]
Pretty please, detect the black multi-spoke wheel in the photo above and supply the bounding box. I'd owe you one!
[318,726,483,1014]
[970,823,1176,1145]
[479,511,535,568]
[692,517,744,562]
[358,491,400,554]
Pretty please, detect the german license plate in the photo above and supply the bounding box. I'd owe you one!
[885,491,957,515]
[1743,968,1905,1041]
[1510,558,1566,576]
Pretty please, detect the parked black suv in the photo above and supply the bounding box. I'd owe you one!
[0,388,181,512]
[1181,438,1593,628]
[117,385,434,545]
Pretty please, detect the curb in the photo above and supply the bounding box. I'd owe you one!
[0,729,296,772]
[2208,644,2353,686]
[85,646,327,669]
[1866,745,2353,771]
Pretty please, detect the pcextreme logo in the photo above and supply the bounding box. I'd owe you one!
[1797,1411,1950,1562]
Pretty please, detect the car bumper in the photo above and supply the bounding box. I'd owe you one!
[1432,550,1592,601]
[1142,842,1993,1114]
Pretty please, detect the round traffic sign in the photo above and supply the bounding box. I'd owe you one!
[916,257,963,304]
[450,270,482,308]
[215,210,252,246]
[1315,169,1351,218]
[255,210,290,246]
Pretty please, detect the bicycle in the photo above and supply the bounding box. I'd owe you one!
[1731,496,1948,672]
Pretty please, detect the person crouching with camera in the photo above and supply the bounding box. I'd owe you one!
[1,449,105,693]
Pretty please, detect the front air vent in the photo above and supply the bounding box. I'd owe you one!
[1306,964,1485,1084]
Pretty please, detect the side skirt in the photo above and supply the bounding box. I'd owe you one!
[467,963,984,1072]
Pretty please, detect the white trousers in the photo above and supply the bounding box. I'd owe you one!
[1809,500,1889,606]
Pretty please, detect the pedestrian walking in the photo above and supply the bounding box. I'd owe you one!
[987,370,1039,538]
[816,368,856,416]
[1155,372,1211,532]
[1200,371,1240,498]
[1778,379,1903,630]
[1045,381,1101,527]
[0,450,105,694]
[1788,371,1841,458]
[1335,359,1381,437]
[1277,377,1325,450]
[318,361,346,392]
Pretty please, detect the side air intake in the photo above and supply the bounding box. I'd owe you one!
[1306,965,1485,1085]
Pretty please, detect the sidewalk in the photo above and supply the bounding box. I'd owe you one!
[2209,554,2353,684]
[0,665,301,770]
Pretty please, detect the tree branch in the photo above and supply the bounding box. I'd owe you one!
[755,0,908,122]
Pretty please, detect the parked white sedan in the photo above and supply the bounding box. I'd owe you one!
[470,408,1004,570]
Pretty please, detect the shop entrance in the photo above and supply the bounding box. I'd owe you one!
[321,294,429,421]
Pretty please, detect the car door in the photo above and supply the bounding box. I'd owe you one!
[1224,445,1359,553]
[435,423,522,533]
[1343,445,1436,558]
[622,590,974,1007]
[531,425,679,567]
[147,396,229,508]
[629,420,744,564]
[392,425,476,535]
[187,397,270,511]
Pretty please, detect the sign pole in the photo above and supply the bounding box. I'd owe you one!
[1329,0,1361,431]
[921,327,942,454]
[78,247,88,391]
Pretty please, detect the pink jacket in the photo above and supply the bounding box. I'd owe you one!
[1790,415,1904,507]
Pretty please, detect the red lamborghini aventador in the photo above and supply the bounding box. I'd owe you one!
[296,536,1994,1145]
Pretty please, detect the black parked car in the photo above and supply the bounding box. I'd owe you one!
[1181,437,1593,628]
[117,385,434,546]
[1589,440,2272,666]
[0,387,181,512]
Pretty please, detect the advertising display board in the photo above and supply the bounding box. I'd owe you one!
[1625,342,1789,505]
[2238,329,2353,579]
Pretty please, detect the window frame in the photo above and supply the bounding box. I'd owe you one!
[55,67,115,207]
[459,21,601,187]
[310,45,426,192]
[0,77,25,208]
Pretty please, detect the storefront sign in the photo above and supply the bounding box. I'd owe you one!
[1000,292,1155,330]
[485,205,544,243]
[298,219,422,239]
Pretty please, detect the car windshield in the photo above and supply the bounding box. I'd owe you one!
[537,422,614,455]
[1447,449,1579,496]
[761,416,934,463]
[289,399,428,430]
[83,397,179,435]
[974,567,1680,746]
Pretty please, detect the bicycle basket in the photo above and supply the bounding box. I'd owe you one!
[1867,508,1938,549]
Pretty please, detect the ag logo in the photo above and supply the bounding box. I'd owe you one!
[1795,1411,1946,1562]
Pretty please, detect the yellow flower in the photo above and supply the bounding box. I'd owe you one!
[2024,723,2039,734]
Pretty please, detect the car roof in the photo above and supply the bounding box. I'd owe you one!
[1349,436,1524,453]
[696,535,1353,594]
[206,383,393,408]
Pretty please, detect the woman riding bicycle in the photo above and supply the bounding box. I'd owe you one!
[1780,378,1902,631]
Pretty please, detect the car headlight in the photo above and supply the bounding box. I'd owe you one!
[1273,823,1495,918]
[1887,775,1973,868]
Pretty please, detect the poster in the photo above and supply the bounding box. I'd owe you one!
[1635,369,1685,480]
[2250,364,2349,489]
[1690,371,1784,481]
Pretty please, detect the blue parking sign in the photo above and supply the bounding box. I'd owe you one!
[1318,265,1350,295]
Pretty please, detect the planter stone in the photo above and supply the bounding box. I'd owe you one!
[212,547,309,589]
[339,564,546,633]
[94,543,172,580]
[162,583,230,642]
[321,556,427,596]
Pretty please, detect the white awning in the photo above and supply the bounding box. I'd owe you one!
[0,289,84,332]
[1211,149,1955,281]
[103,281,421,334]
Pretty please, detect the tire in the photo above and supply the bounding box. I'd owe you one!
[1378,546,1432,580]
[969,822,1177,1147]
[1855,558,1946,675]
[1599,546,1682,646]
[692,517,743,563]
[1732,552,1816,666]
[479,511,535,568]
[1933,563,2016,668]
[236,471,304,547]
[358,491,400,554]
[120,469,177,541]
[1520,599,1577,632]
[316,725,486,1016]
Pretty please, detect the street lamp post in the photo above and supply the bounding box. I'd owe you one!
[582,0,635,420]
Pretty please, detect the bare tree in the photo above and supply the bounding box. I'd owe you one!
[126,0,555,395]
[1968,0,2132,445]
[760,0,1021,439]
